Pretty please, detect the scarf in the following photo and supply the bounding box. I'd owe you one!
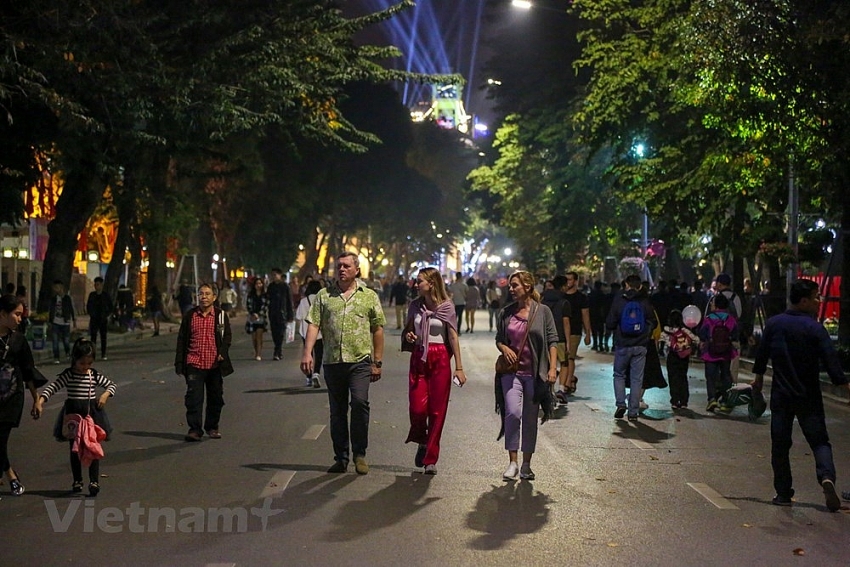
[409,298,457,362]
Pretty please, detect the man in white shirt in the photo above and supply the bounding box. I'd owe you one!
[447,272,468,323]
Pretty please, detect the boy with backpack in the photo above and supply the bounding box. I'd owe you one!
[699,293,739,412]
[605,275,656,421]
[661,310,699,409]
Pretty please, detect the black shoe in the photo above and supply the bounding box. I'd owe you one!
[614,407,626,419]
[415,444,427,468]
[184,431,202,442]
[327,460,348,473]
[72,481,83,493]
[88,482,100,497]
[823,479,841,512]
[9,477,24,496]
[628,415,639,422]
[772,494,793,507]
[273,355,281,361]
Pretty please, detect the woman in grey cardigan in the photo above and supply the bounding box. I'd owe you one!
[495,271,558,481]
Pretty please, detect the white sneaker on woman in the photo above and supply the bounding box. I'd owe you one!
[502,462,519,480]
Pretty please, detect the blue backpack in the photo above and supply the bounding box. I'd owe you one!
[619,300,646,336]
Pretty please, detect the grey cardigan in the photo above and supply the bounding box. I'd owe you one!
[495,300,559,382]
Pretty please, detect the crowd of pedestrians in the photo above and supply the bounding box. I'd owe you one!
[0,263,847,516]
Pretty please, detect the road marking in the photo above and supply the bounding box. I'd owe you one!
[628,438,655,451]
[259,471,296,499]
[302,425,326,440]
[687,482,740,510]
[152,365,172,374]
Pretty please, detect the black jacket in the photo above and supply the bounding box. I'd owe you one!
[87,291,114,323]
[174,306,233,377]
[267,281,294,322]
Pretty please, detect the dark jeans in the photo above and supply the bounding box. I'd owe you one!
[704,360,732,403]
[771,402,836,498]
[454,304,465,323]
[52,323,71,360]
[324,361,372,463]
[184,367,225,434]
[89,319,108,357]
[270,315,285,356]
[666,353,690,406]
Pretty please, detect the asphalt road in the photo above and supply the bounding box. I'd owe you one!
[2,309,849,566]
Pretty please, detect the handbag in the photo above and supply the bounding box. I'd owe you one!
[495,303,538,374]
[62,413,83,440]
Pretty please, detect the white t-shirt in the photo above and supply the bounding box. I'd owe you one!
[414,313,447,344]
[448,281,468,306]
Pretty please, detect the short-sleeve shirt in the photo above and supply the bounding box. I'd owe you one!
[306,282,386,364]
[565,291,588,336]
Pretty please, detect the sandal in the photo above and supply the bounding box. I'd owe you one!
[567,376,579,394]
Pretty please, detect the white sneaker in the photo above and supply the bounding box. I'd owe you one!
[255,356,261,361]
[311,374,321,388]
[502,462,519,480]
[639,399,649,410]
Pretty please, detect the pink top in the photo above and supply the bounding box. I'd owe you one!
[507,314,533,376]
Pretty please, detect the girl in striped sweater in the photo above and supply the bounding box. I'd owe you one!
[33,338,115,496]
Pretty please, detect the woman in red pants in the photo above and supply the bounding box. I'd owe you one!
[402,267,465,474]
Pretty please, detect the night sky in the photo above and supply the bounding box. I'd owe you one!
[342,0,499,124]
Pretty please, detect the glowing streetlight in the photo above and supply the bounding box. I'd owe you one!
[512,0,533,9]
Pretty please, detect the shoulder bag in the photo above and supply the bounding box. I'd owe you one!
[495,304,538,374]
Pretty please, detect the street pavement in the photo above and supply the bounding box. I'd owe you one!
[2,308,849,566]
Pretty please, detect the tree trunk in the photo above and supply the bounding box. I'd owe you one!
[37,164,106,313]
[839,200,850,347]
[104,175,138,300]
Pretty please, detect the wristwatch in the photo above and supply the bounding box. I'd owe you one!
[373,360,383,368]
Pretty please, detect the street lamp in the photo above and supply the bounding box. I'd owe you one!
[512,0,533,8]
[631,142,649,257]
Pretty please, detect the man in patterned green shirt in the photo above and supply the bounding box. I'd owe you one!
[301,251,385,474]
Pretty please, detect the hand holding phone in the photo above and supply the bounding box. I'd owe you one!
[452,375,462,387]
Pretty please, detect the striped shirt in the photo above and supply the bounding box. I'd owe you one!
[41,368,117,401]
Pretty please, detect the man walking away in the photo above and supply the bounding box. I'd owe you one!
[606,275,655,421]
[86,277,113,359]
[301,252,385,475]
[752,279,849,511]
[175,284,233,442]
[267,268,294,361]
[447,272,468,323]
[389,275,410,330]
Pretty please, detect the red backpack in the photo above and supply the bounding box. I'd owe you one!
[669,328,693,359]
[706,314,733,357]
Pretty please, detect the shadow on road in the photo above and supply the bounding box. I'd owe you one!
[242,387,325,396]
[466,481,551,550]
[122,430,186,442]
[323,473,439,542]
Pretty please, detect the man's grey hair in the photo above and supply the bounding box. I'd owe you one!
[337,251,360,268]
